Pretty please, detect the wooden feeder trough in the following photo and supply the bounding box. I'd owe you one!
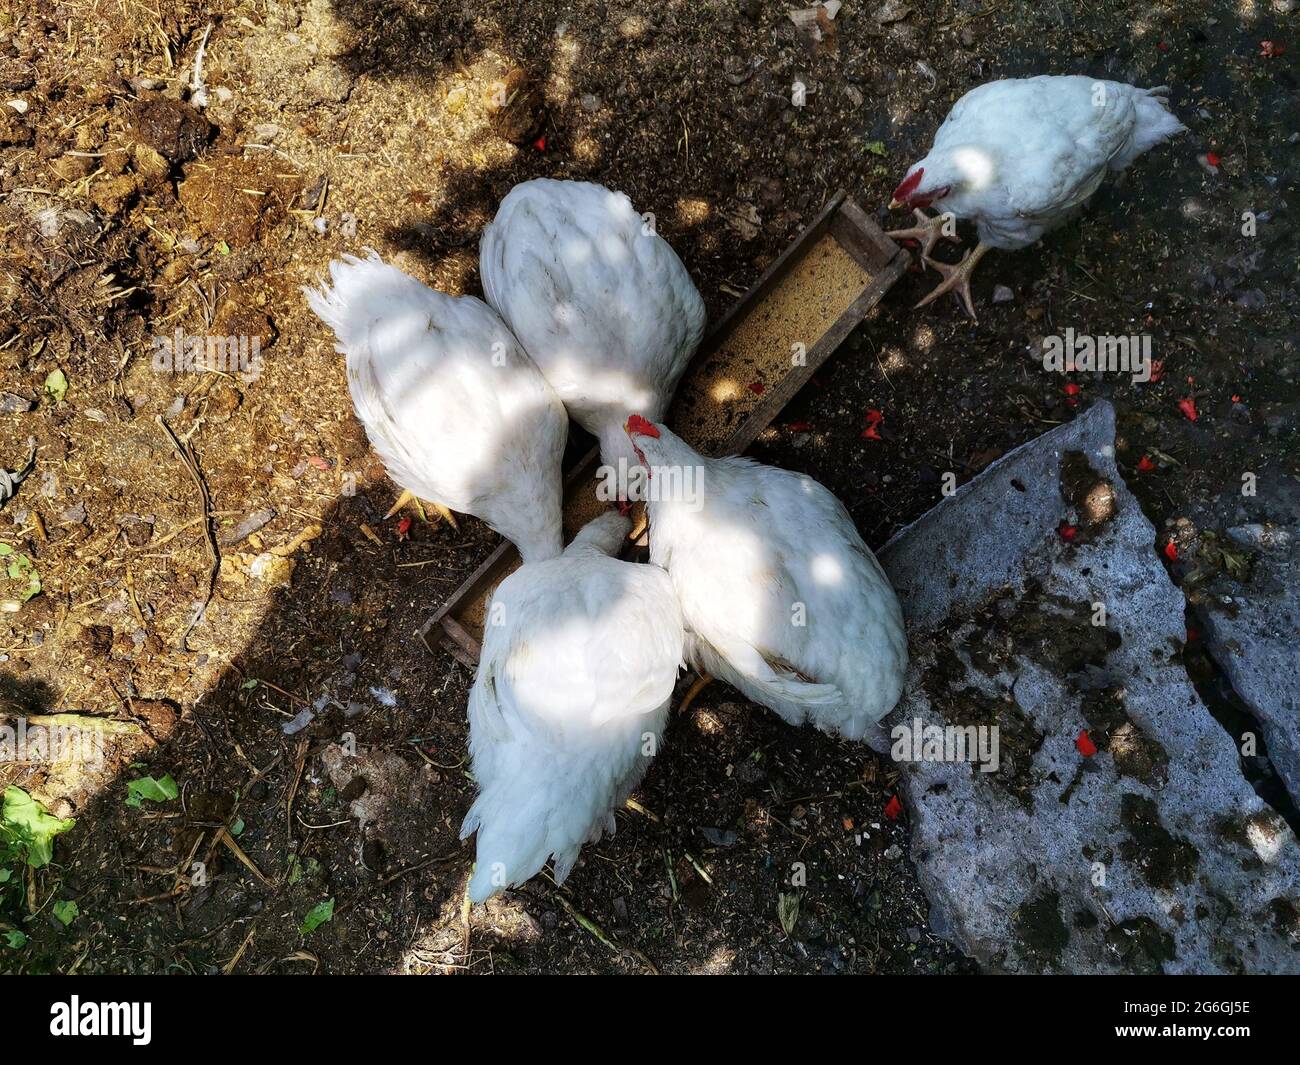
[420,189,908,667]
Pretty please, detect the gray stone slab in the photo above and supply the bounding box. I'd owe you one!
[1186,471,1300,809]
[876,401,1299,973]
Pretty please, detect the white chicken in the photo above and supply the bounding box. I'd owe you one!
[305,252,568,563]
[887,75,1186,319]
[480,179,706,476]
[624,416,907,742]
[460,511,685,902]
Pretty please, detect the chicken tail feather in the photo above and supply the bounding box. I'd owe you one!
[301,250,394,355]
[1129,86,1187,159]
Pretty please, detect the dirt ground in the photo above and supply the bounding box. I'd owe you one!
[0,0,1295,974]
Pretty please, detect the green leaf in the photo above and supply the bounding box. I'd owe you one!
[52,899,78,926]
[299,897,335,935]
[2,786,75,868]
[4,930,27,948]
[0,543,12,556]
[240,678,259,690]
[2,551,41,601]
[125,774,178,808]
[44,368,68,403]
[287,854,320,885]
[864,140,887,157]
[230,817,244,837]
[0,868,10,882]
[214,240,230,256]
[777,892,800,936]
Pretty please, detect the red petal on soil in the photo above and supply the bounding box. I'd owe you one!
[1231,394,1241,403]
[1157,40,1170,51]
[1163,540,1179,562]
[1178,396,1198,421]
[884,795,903,820]
[395,517,412,539]
[1149,360,1165,383]
[1206,151,1222,167]
[861,408,884,440]
[1058,522,1078,543]
[1063,383,1081,397]
[1259,40,1285,58]
[788,422,812,432]
[748,381,765,395]
[1076,731,1098,757]
[1136,455,1157,473]
[532,135,547,151]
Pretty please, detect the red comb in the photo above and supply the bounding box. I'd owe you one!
[891,167,924,203]
[625,414,660,438]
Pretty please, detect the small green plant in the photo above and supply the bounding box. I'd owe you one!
[1,787,74,870]
[43,368,68,403]
[300,898,335,935]
[777,892,800,936]
[0,544,41,602]
[125,774,178,808]
[286,853,320,885]
[1,787,75,926]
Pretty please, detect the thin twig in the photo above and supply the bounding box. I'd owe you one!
[155,416,220,649]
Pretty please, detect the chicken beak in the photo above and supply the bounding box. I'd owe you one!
[887,197,903,210]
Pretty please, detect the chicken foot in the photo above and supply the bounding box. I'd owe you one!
[886,209,961,259]
[384,488,459,528]
[917,241,992,322]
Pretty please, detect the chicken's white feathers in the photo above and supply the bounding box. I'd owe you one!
[304,252,567,562]
[637,427,908,741]
[911,76,1185,249]
[461,512,685,901]
[480,179,706,469]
